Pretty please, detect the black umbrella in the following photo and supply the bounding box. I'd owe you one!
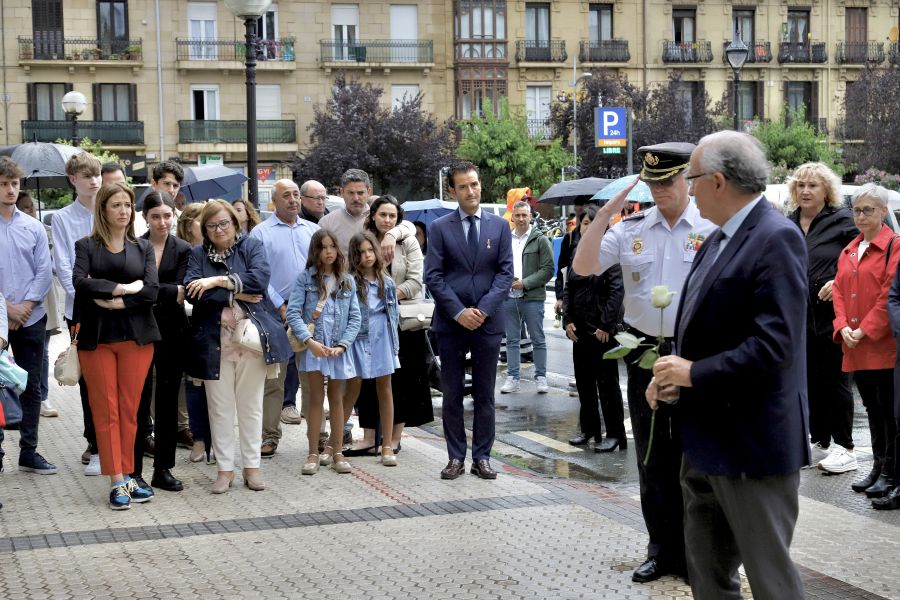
[538,177,613,205]
[0,142,84,219]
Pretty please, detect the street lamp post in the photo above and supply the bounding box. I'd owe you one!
[725,33,750,132]
[61,91,87,146]
[225,0,273,209]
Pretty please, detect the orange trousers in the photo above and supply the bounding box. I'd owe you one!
[79,341,154,476]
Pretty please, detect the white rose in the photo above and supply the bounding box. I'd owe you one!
[650,285,675,309]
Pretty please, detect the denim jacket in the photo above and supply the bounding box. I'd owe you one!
[357,275,400,356]
[184,235,293,380]
[286,267,361,349]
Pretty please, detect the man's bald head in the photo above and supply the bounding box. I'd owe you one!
[272,178,301,223]
[299,180,327,219]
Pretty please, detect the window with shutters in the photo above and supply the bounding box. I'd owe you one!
[32,0,64,60]
[785,81,814,124]
[27,83,70,121]
[732,9,754,44]
[734,81,757,122]
[97,0,129,54]
[673,9,696,44]
[94,83,135,121]
[845,8,867,62]
[589,5,613,42]
[675,81,702,127]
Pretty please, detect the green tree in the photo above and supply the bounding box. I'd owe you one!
[457,98,571,202]
[751,106,842,180]
[39,138,122,209]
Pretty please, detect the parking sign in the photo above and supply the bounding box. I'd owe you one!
[595,107,627,147]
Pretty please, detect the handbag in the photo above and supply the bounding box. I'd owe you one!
[287,322,314,353]
[287,277,335,350]
[398,300,434,331]
[0,381,23,428]
[232,316,264,354]
[0,349,29,395]
[54,324,81,386]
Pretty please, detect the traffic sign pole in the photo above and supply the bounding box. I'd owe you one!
[627,108,633,175]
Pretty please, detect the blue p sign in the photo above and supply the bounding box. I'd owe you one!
[595,107,627,147]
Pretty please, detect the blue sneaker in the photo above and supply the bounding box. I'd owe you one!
[125,477,154,503]
[18,452,58,475]
[109,484,131,511]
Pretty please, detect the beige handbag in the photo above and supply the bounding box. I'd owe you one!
[287,323,313,353]
[232,316,264,354]
[54,325,81,386]
[398,300,434,331]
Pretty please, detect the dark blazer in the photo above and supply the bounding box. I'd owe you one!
[73,236,161,350]
[184,235,292,380]
[562,266,624,332]
[424,209,514,336]
[141,232,191,336]
[675,200,811,477]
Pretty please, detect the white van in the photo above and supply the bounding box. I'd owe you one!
[766,183,900,231]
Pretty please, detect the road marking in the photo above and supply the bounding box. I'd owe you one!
[512,430,583,453]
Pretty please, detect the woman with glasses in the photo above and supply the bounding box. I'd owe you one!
[786,163,858,474]
[184,200,292,494]
[834,184,900,502]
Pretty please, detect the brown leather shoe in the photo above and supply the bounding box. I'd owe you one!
[176,429,195,449]
[440,458,465,480]
[260,441,277,458]
[470,459,498,479]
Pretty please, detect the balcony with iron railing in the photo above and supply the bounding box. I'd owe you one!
[515,40,567,63]
[527,118,551,139]
[662,41,713,64]
[579,40,630,63]
[22,120,144,145]
[319,40,434,68]
[890,43,900,65]
[835,42,884,65]
[178,120,296,145]
[18,36,142,66]
[175,38,295,69]
[777,42,828,64]
[720,41,772,64]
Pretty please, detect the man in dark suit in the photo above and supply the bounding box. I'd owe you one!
[424,162,513,480]
[651,131,810,599]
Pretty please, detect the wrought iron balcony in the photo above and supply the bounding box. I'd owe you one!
[579,40,630,63]
[515,40,567,63]
[175,38,295,62]
[720,41,772,64]
[835,42,884,65]
[527,118,551,139]
[18,36,142,62]
[22,120,144,145]
[178,120,296,144]
[661,41,713,64]
[891,43,900,65]
[455,40,508,63]
[319,40,433,64]
[777,42,827,64]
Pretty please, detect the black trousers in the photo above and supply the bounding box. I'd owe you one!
[807,333,854,448]
[66,318,98,454]
[571,320,624,440]
[625,329,685,568]
[856,368,896,479]
[133,336,184,475]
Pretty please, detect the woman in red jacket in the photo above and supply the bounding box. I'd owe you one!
[833,184,900,500]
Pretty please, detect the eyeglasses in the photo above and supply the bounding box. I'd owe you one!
[301,194,327,202]
[645,177,676,189]
[204,219,233,232]
[851,206,879,217]
[685,172,711,191]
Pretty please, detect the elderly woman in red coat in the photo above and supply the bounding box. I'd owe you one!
[833,184,900,500]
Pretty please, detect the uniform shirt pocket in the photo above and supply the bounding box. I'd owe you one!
[620,253,655,282]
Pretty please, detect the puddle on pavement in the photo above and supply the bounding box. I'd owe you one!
[493,452,621,483]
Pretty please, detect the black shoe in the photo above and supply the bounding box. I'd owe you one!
[151,468,184,492]
[596,437,627,453]
[632,558,665,583]
[441,458,465,480]
[142,435,155,458]
[343,445,377,457]
[872,485,900,510]
[851,467,882,493]
[865,473,892,498]
[568,433,592,446]
[130,475,152,492]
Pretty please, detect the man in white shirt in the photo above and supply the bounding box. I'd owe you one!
[52,152,102,474]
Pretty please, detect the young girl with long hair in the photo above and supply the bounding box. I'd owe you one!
[286,229,361,475]
[342,232,401,466]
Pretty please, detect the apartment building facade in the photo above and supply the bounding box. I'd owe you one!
[1,0,897,196]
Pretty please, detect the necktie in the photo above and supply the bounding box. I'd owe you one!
[466,214,479,259]
[678,229,724,345]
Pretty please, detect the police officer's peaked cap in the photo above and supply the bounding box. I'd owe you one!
[637,142,696,182]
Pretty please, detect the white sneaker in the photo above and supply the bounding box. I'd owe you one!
[535,376,549,394]
[818,444,858,473]
[500,376,520,394]
[84,454,101,476]
[40,400,59,417]
[805,442,830,468]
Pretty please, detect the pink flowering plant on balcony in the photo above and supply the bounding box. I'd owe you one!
[853,168,900,191]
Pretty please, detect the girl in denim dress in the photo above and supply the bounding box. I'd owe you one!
[342,232,401,466]
[286,229,360,476]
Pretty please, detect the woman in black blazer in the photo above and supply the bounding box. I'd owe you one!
[73,182,160,511]
[135,191,192,492]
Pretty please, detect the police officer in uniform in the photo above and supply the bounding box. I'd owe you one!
[572,142,716,583]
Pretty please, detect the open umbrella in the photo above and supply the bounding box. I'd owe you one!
[180,165,248,202]
[591,174,655,205]
[401,198,458,227]
[0,142,85,220]
[538,177,613,205]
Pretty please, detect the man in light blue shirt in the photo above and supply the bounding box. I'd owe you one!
[0,157,56,475]
[250,178,319,456]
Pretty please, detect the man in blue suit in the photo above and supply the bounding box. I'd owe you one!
[425,162,513,480]
[651,131,810,599]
